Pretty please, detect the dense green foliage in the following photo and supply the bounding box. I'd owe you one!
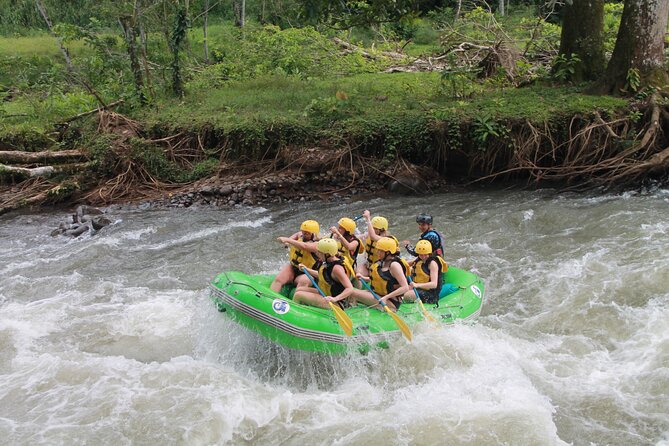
[189,25,388,84]
[0,0,635,181]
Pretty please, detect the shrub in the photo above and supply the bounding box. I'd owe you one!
[188,25,387,89]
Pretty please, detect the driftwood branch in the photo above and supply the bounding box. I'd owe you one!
[0,190,49,216]
[0,150,86,164]
[61,100,124,124]
[0,162,90,178]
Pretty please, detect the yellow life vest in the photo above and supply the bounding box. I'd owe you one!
[365,234,400,264]
[289,235,320,270]
[336,234,363,267]
[317,256,354,296]
[370,255,410,296]
[412,255,448,289]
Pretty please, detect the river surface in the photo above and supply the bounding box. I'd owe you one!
[1,188,668,445]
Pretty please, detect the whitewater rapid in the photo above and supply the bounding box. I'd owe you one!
[1,189,667,445]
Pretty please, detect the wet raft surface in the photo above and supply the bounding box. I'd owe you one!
[210,268,484,354]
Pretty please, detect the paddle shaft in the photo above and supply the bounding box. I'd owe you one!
[359,279,391,309]
[407,276,437,322]
[301,266,328,298]
[300,266,353,336]
[359,279,412,341]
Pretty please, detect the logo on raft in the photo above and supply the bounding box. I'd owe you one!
[470,285,482,299]
[272,299,290,314]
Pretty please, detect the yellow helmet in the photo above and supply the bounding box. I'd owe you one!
[300,220,319,234]
[338,217,356,234]
[317,238,339,256]
[371,216,388,231]
[375,236,397,253]
[415,240,432,255]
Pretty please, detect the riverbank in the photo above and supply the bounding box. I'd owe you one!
[2,73,642,215]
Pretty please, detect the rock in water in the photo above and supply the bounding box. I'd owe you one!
[51,205,110,237]
[91,216,112,231]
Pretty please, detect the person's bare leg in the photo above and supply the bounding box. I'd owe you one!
[403,290,416,302]
[294,273,312,288]
[271,264,295,292]
[351,289,381,309]
[293,289,329,309]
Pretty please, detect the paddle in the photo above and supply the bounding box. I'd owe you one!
[407,276,437,323]
[359,279,413,342]
[300,266,353,337]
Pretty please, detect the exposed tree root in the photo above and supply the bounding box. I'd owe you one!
[468,97,669,187]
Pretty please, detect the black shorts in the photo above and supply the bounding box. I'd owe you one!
[336,299,351,310]
[290,265,305,277]
[416,288,439,304]
[388,296,402,310]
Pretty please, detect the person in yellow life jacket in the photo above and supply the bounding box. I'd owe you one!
[293,238,355,309]
[404,240,448,304]
[329,217,362,269]
[270,219,321,292]
[356,209,400,277]
[353,236,409,312]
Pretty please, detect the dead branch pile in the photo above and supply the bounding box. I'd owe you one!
[0,178,53,215]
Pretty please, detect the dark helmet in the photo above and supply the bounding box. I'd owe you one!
[416,213,433,225]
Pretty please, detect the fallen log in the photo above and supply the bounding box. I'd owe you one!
[0,162,91,178]
[0,149,86,164]
[332,37,407,60]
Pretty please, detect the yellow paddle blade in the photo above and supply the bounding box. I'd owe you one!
[329,302,353,337]
[418,301,437,323]
[384,307,413,342]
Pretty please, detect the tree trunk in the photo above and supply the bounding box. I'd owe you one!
[170,6,188,98]
[35,0,73,72]
[557,0,605,81]
[498,0,505,16]
[118,14,146,103]
[234,0,246,27]
[203,0,210,63]
[596,0,669,94]
[138,22,155,99]
[454,0,462,23]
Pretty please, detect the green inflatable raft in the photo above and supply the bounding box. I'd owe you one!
[208,267,485,354]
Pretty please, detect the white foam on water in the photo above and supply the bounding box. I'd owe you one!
[138,215,273,252]
[108,295,193,338]
[1,192,668,445]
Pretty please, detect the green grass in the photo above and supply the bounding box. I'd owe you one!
[0,12,628,153]
[144,72,627,130]
[1,90,98,142]
[0,33,89,58]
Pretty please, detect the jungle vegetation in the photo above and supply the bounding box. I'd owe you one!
[0,0,668,212]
